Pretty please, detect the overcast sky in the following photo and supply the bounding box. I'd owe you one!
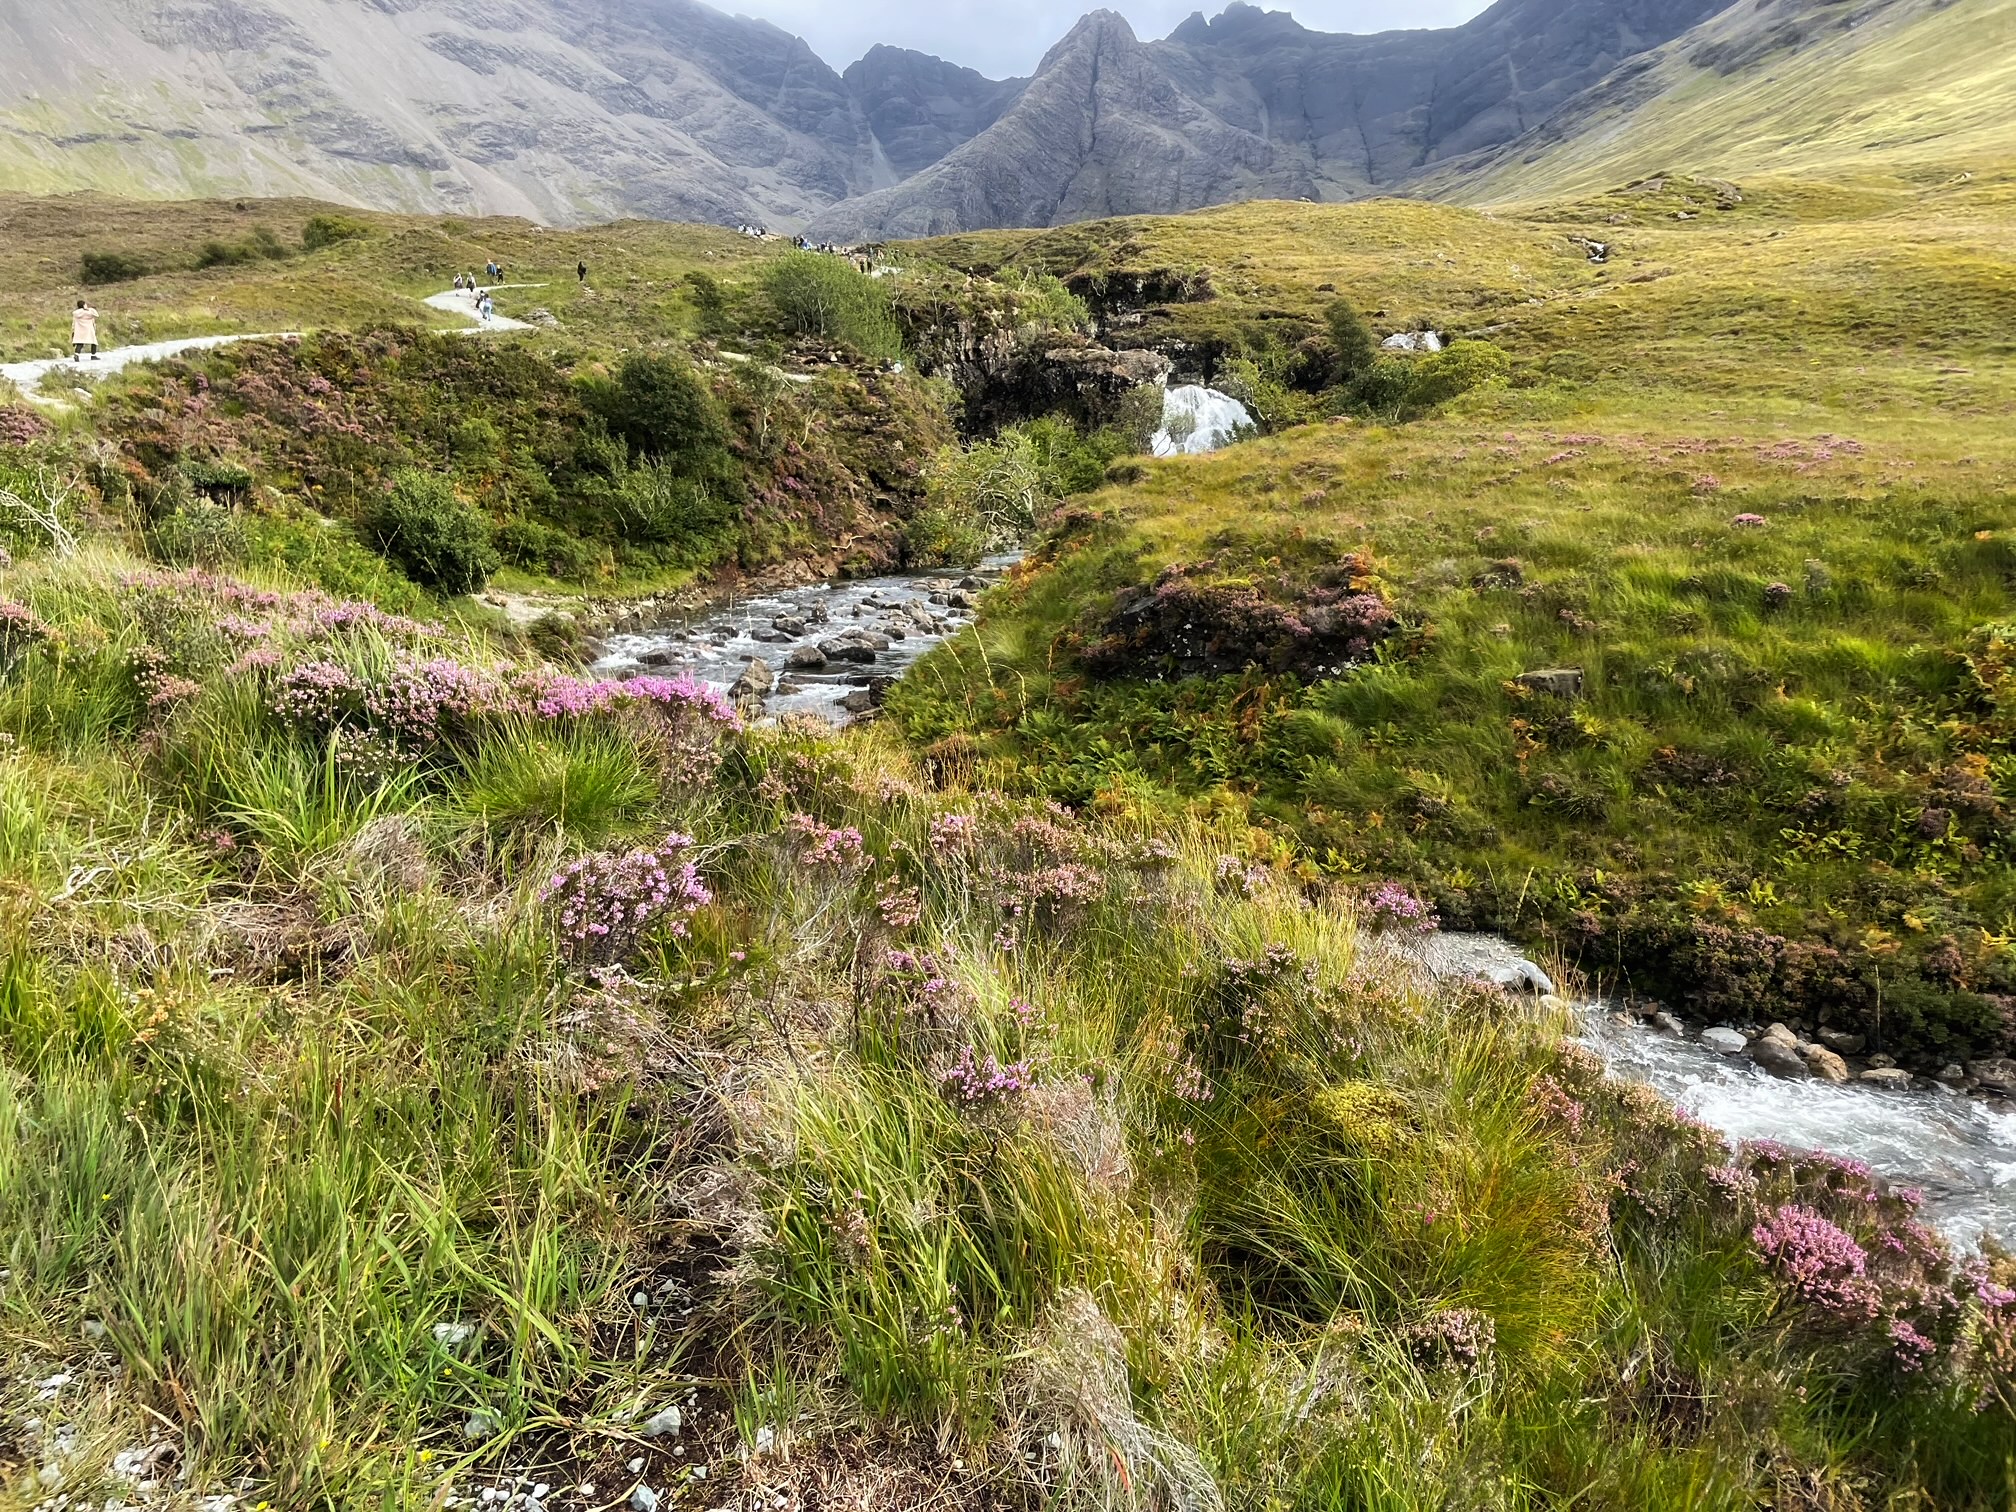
[731,1,1493,79]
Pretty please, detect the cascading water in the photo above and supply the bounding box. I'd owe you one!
[1152,384,1254,457]
[1583,1012,2016,1251]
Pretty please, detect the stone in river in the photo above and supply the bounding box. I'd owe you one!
[819,631,889,663]
[1969,1058,2016,1096]
[730,658,775,699]
[1801,1044,1851,1083]
[1700,1027,1748,1055]
[1818,1029,1866,1055]
[1859,1068,1914,1089]
[787,644,828,670]
[773,616,807,637]
[840,690,878,714]
[1750,1039,1810,1080]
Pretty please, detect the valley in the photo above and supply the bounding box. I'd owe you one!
[2,4,2016,1506]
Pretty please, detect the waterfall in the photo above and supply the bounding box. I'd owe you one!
[1151,385,1254,457]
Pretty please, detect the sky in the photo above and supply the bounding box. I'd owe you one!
[729,1,1492,79]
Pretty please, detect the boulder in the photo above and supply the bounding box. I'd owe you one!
[787,644,829,670]
[1801,1045,1851,1084]
[729,658,774,699]
[839,690,878,714]
[1817,1029,1866,1056]
[1968,1058,2016,1096]
[1515,667,1585,699]
[819,631,888,663]
[1484,960,1555,995]
[1936,1064,1968,1087]
[773,616,807,637]
[638,646,682,668]
[1749,1039,1810,1080]
[1700,1027,1748,1055]
[1758,1023,1798,1050]
[1860,1068,1914,1090]
[947,590,979,610]
[1648,1012,1686,1036]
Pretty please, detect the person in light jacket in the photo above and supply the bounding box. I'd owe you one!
[72,300,100,360]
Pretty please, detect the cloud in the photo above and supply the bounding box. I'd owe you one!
[732,1,1491,78]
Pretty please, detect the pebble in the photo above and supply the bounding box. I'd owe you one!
[433,1321,478,1350]
[628,1457,645,1473]
[630,1488,659,1512]
[642,1406,682,1438]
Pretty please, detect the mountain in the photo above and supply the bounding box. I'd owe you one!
[804,0,1739,238]
[0,0,950,228]
[2,0,1997,237]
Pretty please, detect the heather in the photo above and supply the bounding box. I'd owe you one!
[0,539,2011,1510]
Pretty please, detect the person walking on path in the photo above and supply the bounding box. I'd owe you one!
[577,260,588,285]
[71,300,99,361]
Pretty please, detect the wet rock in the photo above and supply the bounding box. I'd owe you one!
[959,576,986,590]
[638,647,682,669]
[1860,1068,1914,1089]
[947,589,979,610]
[772,616,807,637]
[1936,1064,1968,1087]
[751,629,787,642]
[1750,1039,1811,1079]
[1700,1026,1748,1055]
[1969,1058,2016,1095]
[1757,1022,1798,1050]
[1867,1053,1897,1069]
[1818,1029,1866,1055]
[1648,1011,1686,1036]
[840,690,878,714]
[1801,1045,1851,1083]
[730,658,774,699]
[1515,667,1585,699]
[786,644,828,670]
[819,631,889,662]
[1484,960,1555,995]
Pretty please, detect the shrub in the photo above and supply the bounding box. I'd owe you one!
[1405,340,1512,411]
[495,518,606,582]
[1325,298,1379,380]
[301,214,371,252]
[762,253,902,361]
[195,226,290,269]
[585,353,733,469]
[366,471,499,595]
[148,503,248,568]
[80,250,153,285]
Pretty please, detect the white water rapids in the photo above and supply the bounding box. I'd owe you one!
[1584,1012,2016,1251]
[1152,385,1253,457]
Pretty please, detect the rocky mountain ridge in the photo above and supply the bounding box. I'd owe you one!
[0,0,1928,236]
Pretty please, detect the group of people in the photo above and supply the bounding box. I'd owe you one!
[450,269,500,322]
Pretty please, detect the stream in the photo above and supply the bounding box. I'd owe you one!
[1583,1011,2016,1251]
[593,555,1020,724]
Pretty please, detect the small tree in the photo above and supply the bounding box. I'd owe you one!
[368,470,498,595]
[1325,298,1379,381]
[762,253,902,361]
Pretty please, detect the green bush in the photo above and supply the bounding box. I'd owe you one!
[1405,340,1512,411]
[495,518,607,582]
[584,353,732,469]
[366,471,499,595]
[762,253,902,361]
[301,214,371,252]
[612,461,736,560]
[80,251,152,286]
[1325,298,1379,380]
[195,227,290,270]
[148,503,248,568]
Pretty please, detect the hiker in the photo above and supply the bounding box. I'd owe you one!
[577,260,588,284]
[71,299,99,361]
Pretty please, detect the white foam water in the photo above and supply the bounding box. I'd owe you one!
[1583,1011,2016,1250]
[1152,385,1254,456]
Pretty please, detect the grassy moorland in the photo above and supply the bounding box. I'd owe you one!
[1,156,2015,1510]
[895,170,2016,1064]
[0,542,2009,1511]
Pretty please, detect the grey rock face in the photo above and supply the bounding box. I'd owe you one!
[1516,668,1587,699]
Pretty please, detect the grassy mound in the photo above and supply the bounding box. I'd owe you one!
[0,544,2011,1507]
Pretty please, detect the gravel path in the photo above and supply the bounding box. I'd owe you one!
[2,283,541,394]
